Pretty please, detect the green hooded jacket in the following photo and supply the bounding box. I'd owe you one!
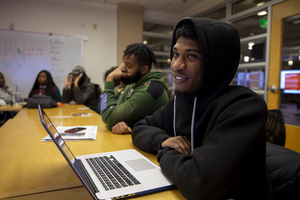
[101,71,169,130]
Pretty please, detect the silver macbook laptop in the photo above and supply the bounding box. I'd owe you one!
[38,105,174,200]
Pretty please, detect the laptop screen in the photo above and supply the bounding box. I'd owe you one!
[38,105,76,163]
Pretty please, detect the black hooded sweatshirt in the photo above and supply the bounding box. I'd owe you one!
[131,17,273,199]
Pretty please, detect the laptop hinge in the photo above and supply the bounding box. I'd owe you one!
[75,158,99,193]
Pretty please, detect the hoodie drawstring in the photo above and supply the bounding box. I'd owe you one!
[191,97,197,154]
[173,95,197,154]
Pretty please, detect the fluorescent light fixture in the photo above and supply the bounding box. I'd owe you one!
[257,2,265,7]
[248,42,255,50]
[257,11,267,16]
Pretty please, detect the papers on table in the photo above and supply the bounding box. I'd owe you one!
[42,126,97,142]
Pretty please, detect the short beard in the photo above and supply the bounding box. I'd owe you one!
[121,70,142,85]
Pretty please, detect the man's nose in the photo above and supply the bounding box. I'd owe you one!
[171,57,186,71]
[121,63,127,72]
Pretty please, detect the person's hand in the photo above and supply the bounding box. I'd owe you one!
[64,74,73,89]
[106,63,130,82]
[111,121,132,134]
[161,136,191,155]
[74,73,82,87]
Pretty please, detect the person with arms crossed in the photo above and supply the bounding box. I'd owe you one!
[131,17,273,199]
[101,43,169,134]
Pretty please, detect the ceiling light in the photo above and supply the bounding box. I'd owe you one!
[257,2,265,7]
[288,60,293,66]
[244,56,250,62]
[293,19,300,24]
[257,11,267,16]
[143,40,147,44]
[248,42,255,50]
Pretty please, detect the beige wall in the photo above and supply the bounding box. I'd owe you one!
[117,3,143,66]
[0,0,118,91]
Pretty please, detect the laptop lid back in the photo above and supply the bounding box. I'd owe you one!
[38,105,98,200]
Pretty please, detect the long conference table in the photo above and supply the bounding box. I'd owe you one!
[0,104,184,200]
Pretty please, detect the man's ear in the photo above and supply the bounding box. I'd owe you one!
[141,65,149,75]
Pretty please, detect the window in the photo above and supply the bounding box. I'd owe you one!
[143,22,174,95]
[232,12,268,38]
[240,38,266,63]
[232,0,272,14]
[193,0,285,100]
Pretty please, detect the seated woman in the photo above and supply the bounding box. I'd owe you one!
[28,70,61,102]
[62,66,100,112]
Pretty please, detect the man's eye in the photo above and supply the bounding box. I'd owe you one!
[188,54,197,59]
[172,52,179,58]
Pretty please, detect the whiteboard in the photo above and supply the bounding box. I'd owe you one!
[0,30,83,99]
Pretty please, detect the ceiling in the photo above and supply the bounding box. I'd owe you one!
[80,0,207,15]
[80,0,299,68]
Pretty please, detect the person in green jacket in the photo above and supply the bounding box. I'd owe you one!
[101,43,169,134]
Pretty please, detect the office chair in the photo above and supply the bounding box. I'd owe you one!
[266,142,300,200]
[266,109,286,147]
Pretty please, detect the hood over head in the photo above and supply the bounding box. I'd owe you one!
[170,17,241,145]
[171,17,240,102]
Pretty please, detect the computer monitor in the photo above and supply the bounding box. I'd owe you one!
[280,70,300,94]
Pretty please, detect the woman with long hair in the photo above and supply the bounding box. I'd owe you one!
[28,70,61,102]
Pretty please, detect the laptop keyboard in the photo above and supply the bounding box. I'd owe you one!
[86,155,141,191]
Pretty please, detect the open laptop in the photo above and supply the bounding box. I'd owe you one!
[38,105,174,200]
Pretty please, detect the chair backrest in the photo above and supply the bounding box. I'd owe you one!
[266,109,286,146]
[266,142,300,200]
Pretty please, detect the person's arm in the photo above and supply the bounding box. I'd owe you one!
[132,94,268,200]
[54,88,62,102]
[62,87,72,103]
[72,83,95,104]
[131,105,171,153]
[62,74,73,103]
[101,82,167,130]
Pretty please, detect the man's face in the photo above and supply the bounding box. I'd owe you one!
[171,36,202,94]
[121,54,142,85]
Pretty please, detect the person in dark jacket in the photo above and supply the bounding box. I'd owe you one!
[62,66,100,112]
[131,17,273,199]
[28,70,61,102]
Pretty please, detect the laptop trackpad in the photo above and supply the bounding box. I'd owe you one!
[125,159,156,172]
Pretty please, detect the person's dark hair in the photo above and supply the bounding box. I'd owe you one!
[123,43,156,70]
[104,66,120,87]
[0,72,4,88]
[29,70,57,97]
[175,22,198,42]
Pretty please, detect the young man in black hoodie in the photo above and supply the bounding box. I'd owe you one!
[131,17,273,199]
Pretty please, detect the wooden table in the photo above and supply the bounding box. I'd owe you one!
[13,104,100,120]
[0,106,184,200]
[0,104,23,122]
[0,104,24,112]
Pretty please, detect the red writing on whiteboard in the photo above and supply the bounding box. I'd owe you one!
[0,40,45,61]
